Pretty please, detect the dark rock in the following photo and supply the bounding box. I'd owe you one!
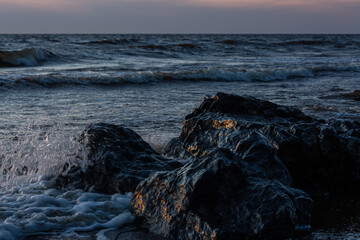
[131,149,312,240]
[53,93,359,240]
[163,93,360,197]
[105,225,168,240]
[341,90,360,101]
[184,92,311,122]
[55,123,182,194]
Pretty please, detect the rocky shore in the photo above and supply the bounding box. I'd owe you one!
[56,93,360,240]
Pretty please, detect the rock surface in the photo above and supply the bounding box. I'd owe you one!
[163,92,360,196]
[55,123,182,194]
[54,93,360,240]
[132,148,312,240]
[131,93,359,239]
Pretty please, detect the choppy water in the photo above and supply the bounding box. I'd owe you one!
[1,34,360,86]
[0,34,359,239]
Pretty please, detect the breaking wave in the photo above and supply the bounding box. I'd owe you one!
[0,126,134,239]
[0,48,56,67]
[1,64,359,89]
[0,48,57,67]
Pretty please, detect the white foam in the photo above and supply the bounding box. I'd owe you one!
[0,125,88,190]
[0,189,134,239]
[0,125,134,239]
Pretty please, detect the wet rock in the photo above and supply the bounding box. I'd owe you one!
[55,123,182,194]
[106,225,168,240]
[131,149,312,240]
[341,90,360,101]
[163,92,360,196]
[54,93,359,240]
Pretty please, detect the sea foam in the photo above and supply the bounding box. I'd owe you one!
[0,189,134,239]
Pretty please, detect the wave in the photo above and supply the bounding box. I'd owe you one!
[78,38,199,50]
[137,44,167,50]
[1,64,359,89]
[219,39,336,46]
[282,40,335,46]
[0,126,134,239]
[219,39,338,47]
[173,43,198,48]
[221,39,242,45]
[0,48,57,67]
[136,43,199,50]
[78,38,135,45]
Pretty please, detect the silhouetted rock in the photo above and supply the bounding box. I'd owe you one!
[55,123,182,193]
[131,149,312,240]
[163,92,360,196]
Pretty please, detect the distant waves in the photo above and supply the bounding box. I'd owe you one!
[1,34,360,89]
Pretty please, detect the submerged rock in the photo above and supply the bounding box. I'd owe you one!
[163,92,360,196]
[55,123,182,193]
[131,148,312,240]
[341,90,360,101]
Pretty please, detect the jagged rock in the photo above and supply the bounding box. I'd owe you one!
[163,93,360,196]
[54,93,359,240]
[55,123,182,194]
[131,149,312,240]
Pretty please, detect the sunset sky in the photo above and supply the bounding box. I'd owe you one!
[0,0,359,33]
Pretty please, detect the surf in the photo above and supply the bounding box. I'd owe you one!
[0,48,57,67]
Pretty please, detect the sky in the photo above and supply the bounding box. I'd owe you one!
[0,0,359,33]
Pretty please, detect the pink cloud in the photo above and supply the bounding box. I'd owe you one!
[181,0,360,9]
[1,0,359,15]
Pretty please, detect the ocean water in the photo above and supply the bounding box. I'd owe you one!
[0,34,359,239]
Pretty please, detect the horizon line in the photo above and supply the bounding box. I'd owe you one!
[0,32,360,35]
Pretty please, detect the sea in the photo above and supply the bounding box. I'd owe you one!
[0,34,359,239]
